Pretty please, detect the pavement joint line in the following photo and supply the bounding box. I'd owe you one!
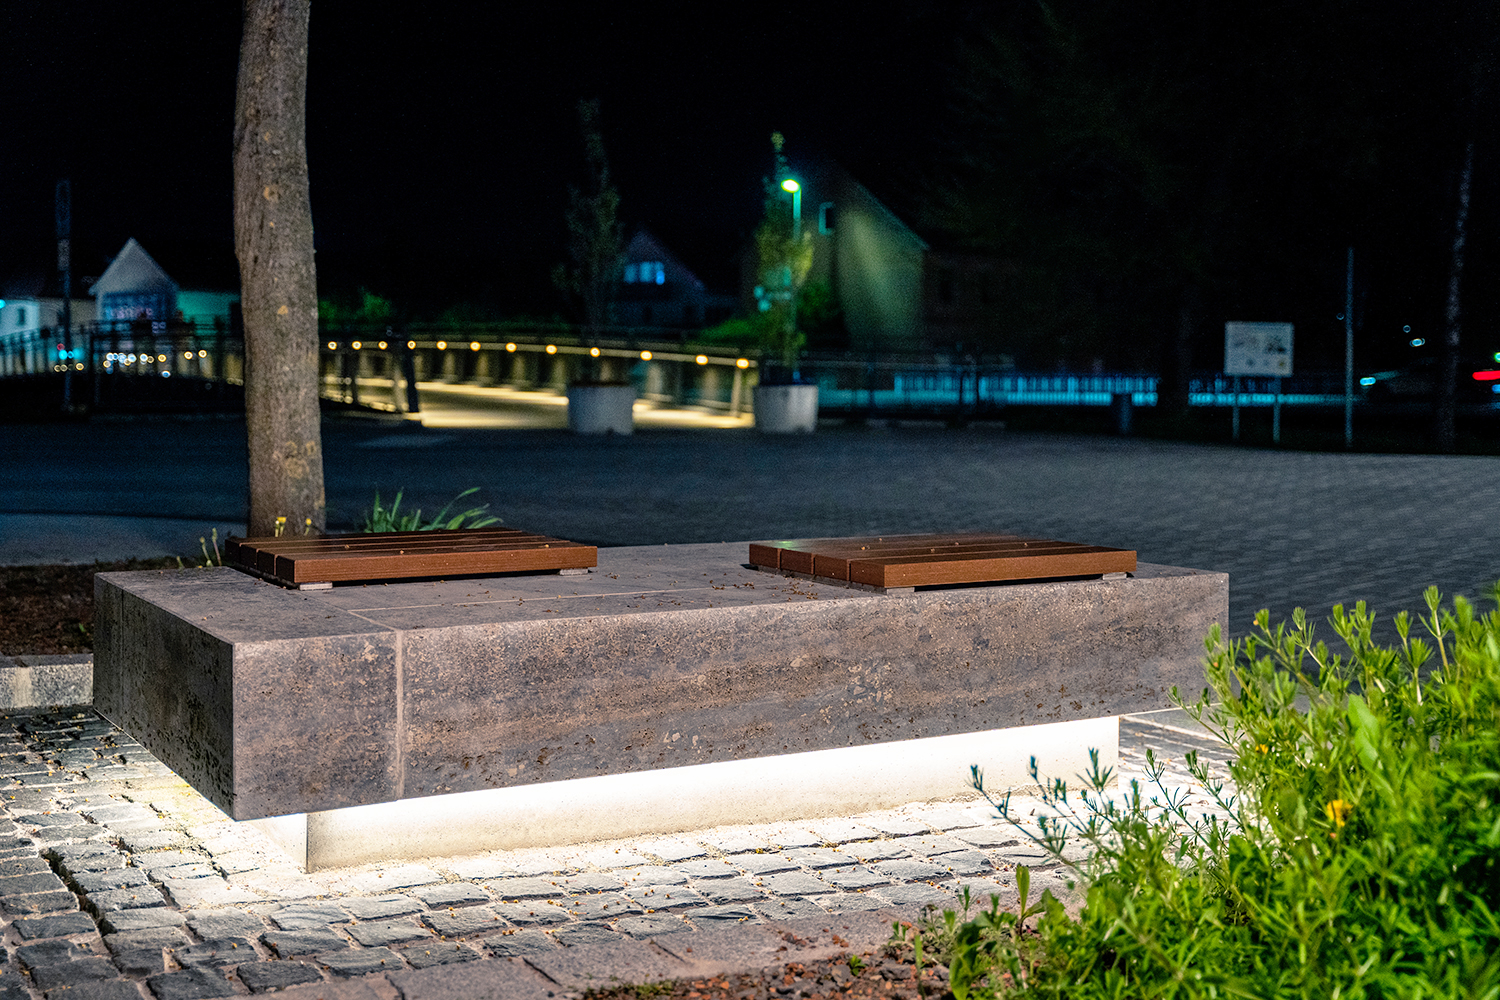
[0,705,1235,995]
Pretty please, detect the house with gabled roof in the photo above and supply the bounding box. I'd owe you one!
[742,159,931,352]
[614,228,736,329]
[91,238,178,323]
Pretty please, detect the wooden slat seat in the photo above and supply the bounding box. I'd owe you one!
[749,532,1135,589]
[226,527,596,588]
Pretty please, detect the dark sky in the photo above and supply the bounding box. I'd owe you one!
[2,1,1492,372]
[2,2,960,313]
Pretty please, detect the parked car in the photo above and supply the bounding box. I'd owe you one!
[1359,355,1500,405]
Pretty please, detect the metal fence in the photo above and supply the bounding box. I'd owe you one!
[0,320,1377,416]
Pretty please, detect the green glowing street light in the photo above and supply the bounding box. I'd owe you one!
[781,177,802,240]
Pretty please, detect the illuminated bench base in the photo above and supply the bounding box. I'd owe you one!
[251,715,1117,870]
[94,543,1224,869]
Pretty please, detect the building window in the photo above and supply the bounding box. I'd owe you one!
[624,261,665,285]
[818,202,835,234]
[15,308,27,327]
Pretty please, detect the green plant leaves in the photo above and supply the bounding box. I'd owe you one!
[360,487,501,533]
[922,585,1500,998]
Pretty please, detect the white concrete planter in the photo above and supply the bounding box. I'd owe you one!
[567,383,635,435]
[753,384,819,433]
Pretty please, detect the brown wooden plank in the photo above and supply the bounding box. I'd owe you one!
[227,527,596,585]
[759,534,1032,576]
[276,544,596,584]
[229,527,540,559]
[749,533,1135,589]
[849,546,1136,588]
[238,535,573,570]
[807,538,1056,580]
[746,542,787,569]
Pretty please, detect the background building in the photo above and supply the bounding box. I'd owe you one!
[614,229,736,330]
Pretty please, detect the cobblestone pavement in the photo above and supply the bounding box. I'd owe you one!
[0,707,1229,999]
[6,421,1499,645]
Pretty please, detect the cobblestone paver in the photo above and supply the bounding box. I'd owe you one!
[7,424,1499,650]
[0,707,1231,998]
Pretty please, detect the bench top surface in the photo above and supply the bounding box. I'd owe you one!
[226,527,596,586]
[98,542,1215,644]
[749,532,1136,588]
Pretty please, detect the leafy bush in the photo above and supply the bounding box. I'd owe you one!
[360,487,500,533]
[914,586,1500,999]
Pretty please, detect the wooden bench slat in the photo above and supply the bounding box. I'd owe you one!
[748,533,1032,571]
[233,528,541,555]
[750,533,1136,589]
[228,527,596,586]
[851,547,1136,588]
[243,535,569,565]
[276,545,596,584]
[806,539,1064,579]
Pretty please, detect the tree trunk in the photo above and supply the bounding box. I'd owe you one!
[233,0,325,536]
[1434,141,1474,454]
[1158,284,1198,417]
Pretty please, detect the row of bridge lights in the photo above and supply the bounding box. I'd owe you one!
[95,346,213,373]
[323,341,751,369]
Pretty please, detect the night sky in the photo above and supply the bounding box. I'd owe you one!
[3,3,956,311]
[3,2,1494,371]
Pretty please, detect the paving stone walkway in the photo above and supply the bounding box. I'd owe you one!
[0,707,1229,999]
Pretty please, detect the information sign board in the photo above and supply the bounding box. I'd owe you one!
[1224,322,1293,376]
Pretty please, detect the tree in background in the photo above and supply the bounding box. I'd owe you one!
[922,0,1396,404]
[318,288,394,329]
[552,99,622,380]
[753,132,814,375]
[234,0,324,536]
[1433,2,1494,452]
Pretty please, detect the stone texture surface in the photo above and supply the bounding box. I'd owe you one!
[0,696,1230,1000]
[96,546,1224,821]
[236,961,322,992]
[0,654,92,710]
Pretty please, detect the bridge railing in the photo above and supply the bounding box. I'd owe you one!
[1,319,1369,415]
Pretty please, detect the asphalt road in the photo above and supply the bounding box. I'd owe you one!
[4,413,1498,645]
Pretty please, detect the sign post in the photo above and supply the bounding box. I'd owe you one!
[1225,322,1294,445]
[56,179,72,409]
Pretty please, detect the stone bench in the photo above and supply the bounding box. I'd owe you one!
[94,542,1226,868]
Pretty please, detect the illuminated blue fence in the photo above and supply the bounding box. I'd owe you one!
[810,366,1352,413]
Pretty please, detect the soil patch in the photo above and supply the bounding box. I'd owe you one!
[0,558,181,656]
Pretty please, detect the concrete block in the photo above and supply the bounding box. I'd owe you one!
[0,654,92,709]
[566,384,634,435]
[95,544,1225,867]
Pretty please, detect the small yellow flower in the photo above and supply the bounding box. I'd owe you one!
[1255,744,1270,754]
[1325,799,1353,829]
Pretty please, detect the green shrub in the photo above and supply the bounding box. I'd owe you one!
[360,487,500,533]
[914,586,1500,999]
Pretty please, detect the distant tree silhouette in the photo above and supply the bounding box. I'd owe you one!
[234,0,323,535]
[553,99,622,380]
[923,0,1408,400]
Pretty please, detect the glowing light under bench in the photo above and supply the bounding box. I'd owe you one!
[248,715,1117,871]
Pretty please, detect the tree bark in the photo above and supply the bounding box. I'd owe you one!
[234,0,325,536]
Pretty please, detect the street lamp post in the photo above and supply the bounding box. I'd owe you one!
[779,178,801,360]
[782,177,801,241]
